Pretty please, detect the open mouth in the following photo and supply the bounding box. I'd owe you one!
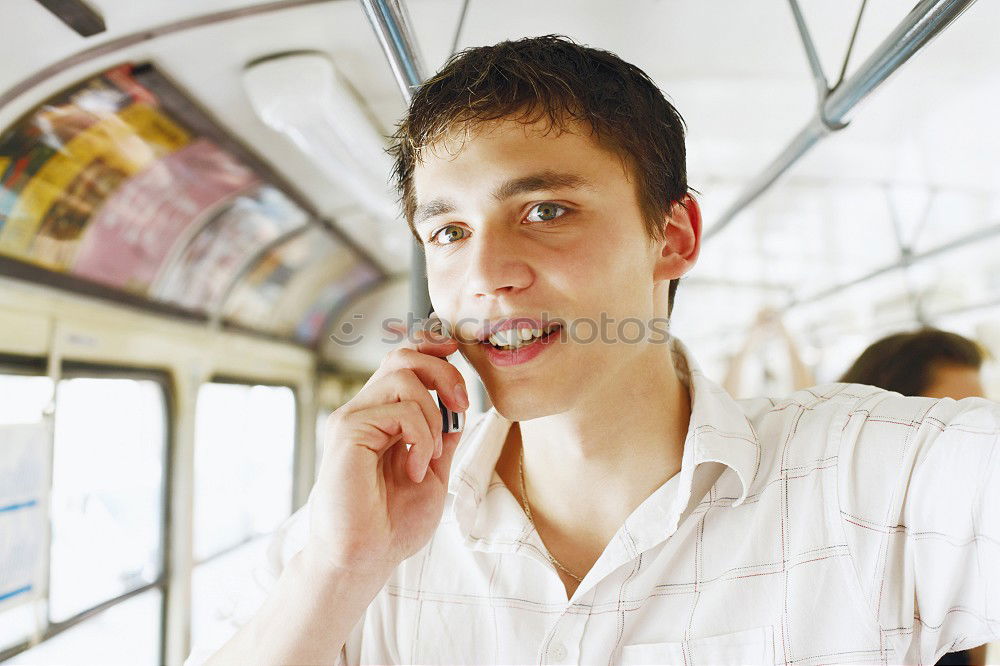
[485,322,561,351]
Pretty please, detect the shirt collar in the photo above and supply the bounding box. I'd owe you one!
[674,337,761,508]
[446,336,761,544]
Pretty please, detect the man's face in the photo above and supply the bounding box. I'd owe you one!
[411,117,692,420]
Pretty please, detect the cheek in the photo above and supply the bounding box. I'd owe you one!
[426,264,463,311]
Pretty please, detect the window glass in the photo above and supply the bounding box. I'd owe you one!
[0,374,53,651]
[5,588,162,666]
[0,375,52,425]
[189,536,270,647]
[48,379,166,622]
[0,602,38,653]
[193,384,295,562]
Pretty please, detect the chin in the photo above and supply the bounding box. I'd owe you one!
[486,385,569,422]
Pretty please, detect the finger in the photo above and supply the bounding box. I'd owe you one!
[428,431,463,482]
[342,400,436,482]
[357,369,445,450]
[405,329,460,357]
[388,439,407,480]
[349,369,450,462]
[373,349,469,413]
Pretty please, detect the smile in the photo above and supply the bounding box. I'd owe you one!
[480,320,562,367]
[486,322,562,350]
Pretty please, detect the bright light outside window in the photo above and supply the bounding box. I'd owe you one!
[189,536,270,647]
[0,374,52,652]
[0,375,52,426]
[193,383,295,562]
[9,588,162,666]
[48,378,166,623]
[0,603,36,655]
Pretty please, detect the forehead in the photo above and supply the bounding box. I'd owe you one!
[927,363,985,399]
[411,116,629,197]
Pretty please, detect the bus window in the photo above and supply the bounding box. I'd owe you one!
[9,589,162,666]
[0,373,53,654]
[48,378,167,622]
[189,539,270,648]
[190,383,296,643]
[0,373,168,665]
[0,375,52,426]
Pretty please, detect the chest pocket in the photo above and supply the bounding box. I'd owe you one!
[620,626,774,665]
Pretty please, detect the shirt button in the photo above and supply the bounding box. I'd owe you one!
[550,643,567,661]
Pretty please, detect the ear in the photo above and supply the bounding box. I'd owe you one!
[653,194,701,282]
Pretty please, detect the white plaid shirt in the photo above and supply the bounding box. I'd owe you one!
[188,340,1000,665]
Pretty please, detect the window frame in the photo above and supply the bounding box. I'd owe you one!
[0,360,174,666]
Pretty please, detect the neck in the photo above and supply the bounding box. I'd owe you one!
[498,341,692,573]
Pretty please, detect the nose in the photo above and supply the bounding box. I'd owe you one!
[466,227,534,299]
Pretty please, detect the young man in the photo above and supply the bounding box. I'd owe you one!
[193,36,1000,665]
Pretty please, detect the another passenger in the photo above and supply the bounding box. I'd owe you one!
[722,307,815,398]
[840,328,990,666]
[840,328,987,401]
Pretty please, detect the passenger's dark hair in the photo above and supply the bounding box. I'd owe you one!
[838,328,985,396]
[389,34,690,315]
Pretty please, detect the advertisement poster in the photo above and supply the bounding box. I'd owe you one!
[223,227,381,342]
[151,185,308,312]
[295,260,382,344]
[70,138,259,293]
[222,228,329,333]
[0,63,382,342]
[0,422,51,611]
[0,66,190,270]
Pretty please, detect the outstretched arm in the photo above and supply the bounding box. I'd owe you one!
[838,391,1000,662]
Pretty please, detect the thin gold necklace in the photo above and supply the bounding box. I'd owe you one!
[518,445,583,583]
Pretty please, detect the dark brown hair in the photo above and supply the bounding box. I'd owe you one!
[389,34,690,314]
[838,328,985,396]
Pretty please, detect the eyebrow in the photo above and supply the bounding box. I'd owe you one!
[413,170,593,227]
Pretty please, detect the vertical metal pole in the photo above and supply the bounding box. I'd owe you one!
[358,0,431,320]
[359,0,493,411]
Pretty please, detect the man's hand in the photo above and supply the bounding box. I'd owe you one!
[203,328,471,666]
[304,330,470,577]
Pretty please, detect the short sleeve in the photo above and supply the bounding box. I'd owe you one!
[837,390,1000,662]
[184,503,365,666]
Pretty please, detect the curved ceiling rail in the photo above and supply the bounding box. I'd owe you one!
[704,0,978,242]
[358,0,431,321]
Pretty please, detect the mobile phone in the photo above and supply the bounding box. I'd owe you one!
[418,312,465,434]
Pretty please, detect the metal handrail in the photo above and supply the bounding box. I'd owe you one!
[788,219,1000,311]
[706,0,977,241]
[787,0,828,100]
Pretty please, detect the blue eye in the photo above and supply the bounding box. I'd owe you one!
[526,202,567,223]
[430,225,469,245]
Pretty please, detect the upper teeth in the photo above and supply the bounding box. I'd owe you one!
[488,325,555,348]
